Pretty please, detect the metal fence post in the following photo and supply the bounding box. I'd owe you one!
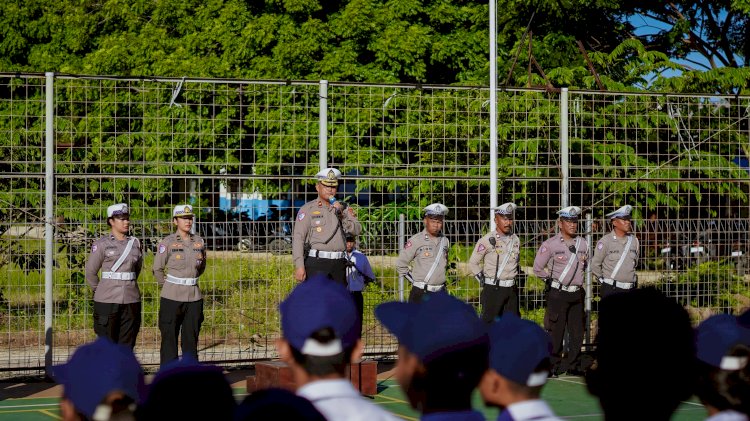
[319,80,328,170]
[398,213,405,302]
[584,212,592,346]
[44,72,55,372]
[560,87,569,208]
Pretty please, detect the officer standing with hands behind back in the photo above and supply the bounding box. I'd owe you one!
[533,206,589,376]
[153,204,207,365]
[469,202,521,322]
[85,203,143,349]
[293,168,362,285]
[591,205,639,299]
[396,203,450,303]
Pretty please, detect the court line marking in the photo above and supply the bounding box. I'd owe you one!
[40,409,61,419]
[0,403,58,409]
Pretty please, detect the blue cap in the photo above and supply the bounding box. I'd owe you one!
[375,292,487,363]
[488,313,552,386]
[696,314,750,370]
[280,274,359,355]
[605,205,633,220]
[51,337,145,419]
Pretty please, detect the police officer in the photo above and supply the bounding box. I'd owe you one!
[293,167,362,285]
[533,206,589,376]
[85,203,143,349]
[396,203,450,303]
[469,202,521,322]
[153,204,207,365]
[591,205,639,299]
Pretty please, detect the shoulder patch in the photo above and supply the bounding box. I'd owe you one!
[405,240,413,249]
[91,244,97,253]
[158,244,166,254]
[540,246,547,253]
[477,243,486,253]
[597,242,603,250]
[297,211,306,221]
[348,207,356,218]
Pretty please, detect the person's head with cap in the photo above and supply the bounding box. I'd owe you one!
[345,232,356,253]
[556,206,581,240]
[51,337,145,421]
[586,287,695,421]
[694,314,750,416]
[234,388,326,421]
[494,202,517,235]
[314,167,341,202]
[136,354,236,421]
[479,313,553,410]
[423,203,448,237]
[276,273,362,383]
[106,203,130,231]
[172,204,194,236]
[606,205,633,236]
[375,292,489,413]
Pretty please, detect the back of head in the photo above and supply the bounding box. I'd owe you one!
[234,388,326,421]
[136,356,236,421]
[586,287,695,420]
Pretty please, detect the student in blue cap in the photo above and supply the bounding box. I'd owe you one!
[276,274,398,421]
[376,292,489,420]
[480,313,561,421]
[694,314,750,419]
[51,337,145,421]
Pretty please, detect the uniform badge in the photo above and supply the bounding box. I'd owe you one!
[540,246,547,253]
[316,227,322,232]
[194,243,203,248]
[405,240,413,249]
[297,211,306,221]
[315,220,321,225]
[158,244,166,254]
[597,242,603,250]
[175,254,182,260]
[312,211,321,215]
[477,243,486,253]
[91,244,97,253]
[424,252,431,257]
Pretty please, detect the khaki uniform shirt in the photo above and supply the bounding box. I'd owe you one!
[533,234,589,287]
[153,232,206,302]
[468,231,520,280]
[591,231,639,283]
[395,230,450,286]
[292,199,362,269]
[85,234,143,304]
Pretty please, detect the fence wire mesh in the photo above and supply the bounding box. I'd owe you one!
[1,73,749,376]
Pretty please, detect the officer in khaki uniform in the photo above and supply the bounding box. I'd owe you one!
[591,205,639,299]
[85,203,143,349]
[153,204,207,365]
[469,202,521,322]
[533,206,589,376]
[292,167,362,285]
[396,203,450,303]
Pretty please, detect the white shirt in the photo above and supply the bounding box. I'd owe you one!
[706,410,749,421]
[503,399,562,421]
[297,378,399,421]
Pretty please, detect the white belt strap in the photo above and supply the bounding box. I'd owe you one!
[102,272,136,281]
[412,281,445,292]
[110,237,136,273]
[557,237,582,285]
[551,280,580,292]
[166,274,199,286]
[308,249,345,259]
[493,237,517,280]
[600,278,635,289]
[485,278,515,287]
[608,235,633,280]
[423,237,448,285]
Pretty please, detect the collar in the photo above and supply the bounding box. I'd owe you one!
[505,399,557,420]
[296,378,361,402]
[422,410,485,421]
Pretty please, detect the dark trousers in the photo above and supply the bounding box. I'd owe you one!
[600,282,634,299]
[408,285,445,303]
[480,285,519,323]
[93,301,141,349]
[159,297,204,365]
[351,290,364,337]
[544,288,584,373]
[305,256,347,286]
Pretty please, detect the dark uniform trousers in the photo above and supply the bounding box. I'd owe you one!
[305,256,347,285]
[350,291,364,337]
[159,297,204,365]
[408,285,446,303]
[94,301,141,349]
[544,288,584,373]
[600,282,631,299]
[480,285,519,323]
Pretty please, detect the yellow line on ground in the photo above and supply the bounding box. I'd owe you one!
[0,403,58,409]
[376,393,410,406]
[40,409,62,419]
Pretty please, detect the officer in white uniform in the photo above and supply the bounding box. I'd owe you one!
[591,205,639,298]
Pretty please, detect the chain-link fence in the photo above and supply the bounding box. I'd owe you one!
[1,73,749,376]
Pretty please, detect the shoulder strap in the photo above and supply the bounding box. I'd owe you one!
[493,237,518,279]
[110,237,136,272]
[558,237,581,285]
[423,236,448,284]
[609,235,634,280]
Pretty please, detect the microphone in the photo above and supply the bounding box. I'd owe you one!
[489,237,496,247]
